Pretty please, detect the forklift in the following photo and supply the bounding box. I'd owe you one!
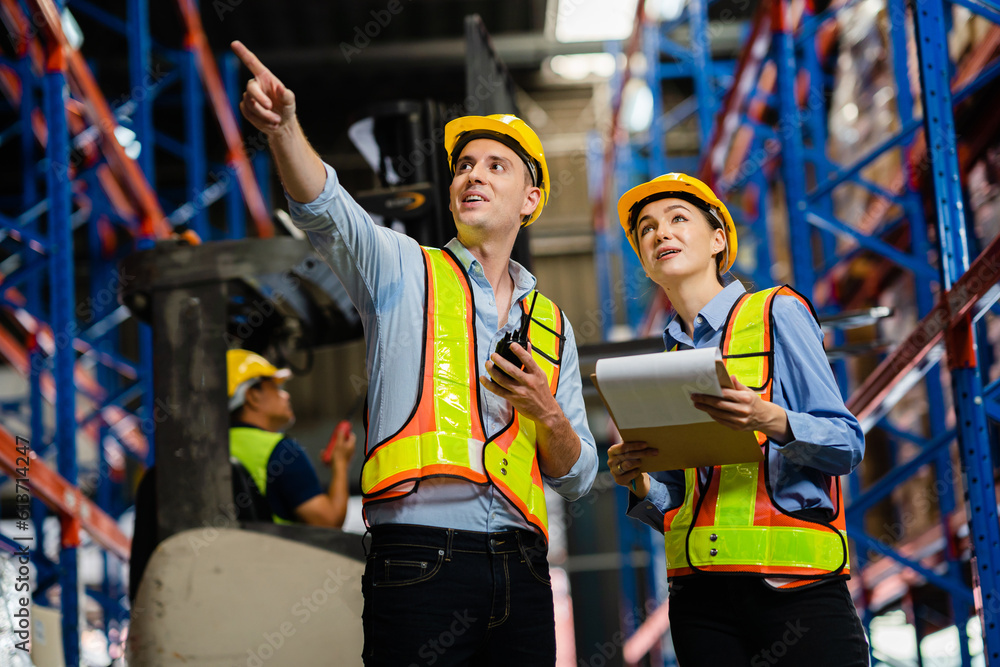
[122,237,366,666]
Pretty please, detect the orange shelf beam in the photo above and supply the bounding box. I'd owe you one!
[0,426,130,560]
[23,0,170,239]
[175,0,274,238]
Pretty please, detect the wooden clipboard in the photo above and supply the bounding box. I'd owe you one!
[591,359,763,471]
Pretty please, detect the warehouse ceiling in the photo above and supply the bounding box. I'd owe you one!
[0,0,758,233]
[63,0,755,151]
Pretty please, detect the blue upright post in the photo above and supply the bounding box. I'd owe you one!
[798,21,838,275]
[127,0,154,182]
[913,0,1000,662]
[253,151,271,217]
[24,47,49,607]
[616,144,647,332]
[43,45,80,667]
[688,0,716,145]
[749,167,775,290]
[888,0,966,660]
[644,22,666,178]
[775,1,816,292]
[221,52,246,240]
[20,58,36,209]
[182,46,208,239]
[88,198,118,629]
[886,0,948,440]
[587,131,614,338]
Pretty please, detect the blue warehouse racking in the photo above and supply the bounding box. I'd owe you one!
[0,0,272,661]
[1,0,1000,663]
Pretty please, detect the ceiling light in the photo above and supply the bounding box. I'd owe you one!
[553,0,639,43]
[549,53,618,80]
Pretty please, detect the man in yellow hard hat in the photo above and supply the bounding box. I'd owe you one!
[232,41,597,665]
[227,349,355,527]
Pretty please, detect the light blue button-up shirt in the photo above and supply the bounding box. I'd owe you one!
[627,280,865,532]
[287,162,598,533]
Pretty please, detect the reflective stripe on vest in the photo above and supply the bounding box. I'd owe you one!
[229,427,292,525]
[360,247,564,539]
[663,286,849,581]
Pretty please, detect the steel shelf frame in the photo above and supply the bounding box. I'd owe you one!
[592,3,756,666]
[0,0,273,661]
[594,0,738,342]
[598,0,1000,662]
[761,0,999,661]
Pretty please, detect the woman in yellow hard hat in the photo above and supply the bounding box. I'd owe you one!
[606,174,868,665]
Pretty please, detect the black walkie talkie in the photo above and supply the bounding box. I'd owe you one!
[492,292,538,382]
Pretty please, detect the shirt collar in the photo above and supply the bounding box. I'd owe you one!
[444,238,537,298]
[663,279,747,349]
[231,420,263,431]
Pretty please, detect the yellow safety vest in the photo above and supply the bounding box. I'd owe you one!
[663,286,850,584]
[229,426,293,525]
[361,247,565,540]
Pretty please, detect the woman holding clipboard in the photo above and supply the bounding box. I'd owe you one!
[606,173,868,665]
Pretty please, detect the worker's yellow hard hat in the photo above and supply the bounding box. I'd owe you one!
[617,173,739,274]
[227,349,291,411]
[443,114,549,226]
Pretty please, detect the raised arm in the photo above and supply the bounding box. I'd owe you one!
[231,40,325,203]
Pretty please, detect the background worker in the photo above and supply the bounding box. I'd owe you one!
[607,174,868,665]
[228,349,356,527]
[232,40,597,666]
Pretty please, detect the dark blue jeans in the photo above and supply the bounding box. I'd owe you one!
[362,524,556,666]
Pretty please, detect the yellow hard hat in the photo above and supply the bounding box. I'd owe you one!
[617,173,739,273]
[443,114,549,226]
[226,349,291,411]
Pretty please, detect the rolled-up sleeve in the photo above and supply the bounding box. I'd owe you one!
[543,317,599,501]
[769,296,865,476]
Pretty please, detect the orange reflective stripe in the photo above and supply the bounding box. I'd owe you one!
[376,464,488,492]
[361,248,484,497]
[667,563,844,578]
[487,414,548,539]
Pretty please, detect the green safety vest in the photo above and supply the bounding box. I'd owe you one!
[229,426,292,525]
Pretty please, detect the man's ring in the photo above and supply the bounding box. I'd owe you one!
[617,462,623,474]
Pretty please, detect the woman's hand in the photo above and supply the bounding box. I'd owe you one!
[691,376,792,444]
[607,441,658,498]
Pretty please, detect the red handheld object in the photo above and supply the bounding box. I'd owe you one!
[322,420,352,465]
